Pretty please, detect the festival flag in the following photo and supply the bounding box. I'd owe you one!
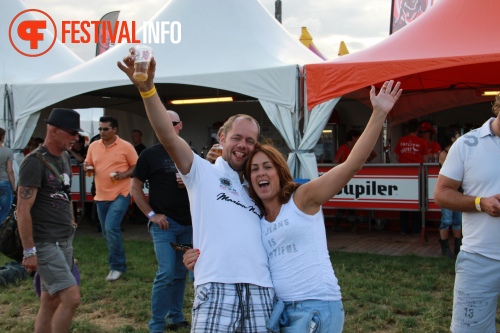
[390,0,435,34]
[338,41,349,56]
[95,11,120,56]
[299,27,327,60]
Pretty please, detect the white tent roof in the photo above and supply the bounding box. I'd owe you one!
[12,0,320,126]
[0,0,83,86]
[1,0,83,144]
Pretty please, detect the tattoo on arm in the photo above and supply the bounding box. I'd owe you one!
[20,187,34,200]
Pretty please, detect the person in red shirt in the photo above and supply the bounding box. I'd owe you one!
[394,119,429,234]
[418,122,441,163]
[334,129,376,232]
[335,129,377,164]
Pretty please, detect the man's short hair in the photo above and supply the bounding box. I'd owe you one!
[99,116,118,129]
[492,93,500,116]
[345,129,361,142]
[132,129,143,136]
[219,114,260,140]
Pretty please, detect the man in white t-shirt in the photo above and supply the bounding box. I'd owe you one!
[434,94,500,333]
[118,56,274,333]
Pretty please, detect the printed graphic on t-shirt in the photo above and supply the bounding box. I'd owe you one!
[216,192,260,217]
[216,178,260,216]
[162,157,177,173]
[263,219,298,259]
[47,170,71,205]
[399,142,422,155]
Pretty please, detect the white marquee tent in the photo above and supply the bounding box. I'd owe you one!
[12,0,324,179]
[1,0,83,142]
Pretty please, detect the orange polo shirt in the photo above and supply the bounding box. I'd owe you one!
[85,136,138,201]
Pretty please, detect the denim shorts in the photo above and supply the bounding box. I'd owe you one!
[451,251,500,333]
[36,238,76,295]
[440,208,462,230]
[268,298,344,333]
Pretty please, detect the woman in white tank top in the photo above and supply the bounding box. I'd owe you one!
[244,81,402,333]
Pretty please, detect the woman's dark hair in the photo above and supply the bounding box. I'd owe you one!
[439,127,460,149]
[244,143,300,216]
[0,128,5,141]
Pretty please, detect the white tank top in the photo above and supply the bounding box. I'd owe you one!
[261,195,341,301]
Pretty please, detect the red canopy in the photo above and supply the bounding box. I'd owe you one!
[306,0,500,112]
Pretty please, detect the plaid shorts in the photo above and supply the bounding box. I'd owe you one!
[192,282,275,333]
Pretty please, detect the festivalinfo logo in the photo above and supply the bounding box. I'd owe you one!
[9,9,182,57]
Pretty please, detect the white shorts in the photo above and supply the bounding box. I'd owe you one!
[451,251,500,333]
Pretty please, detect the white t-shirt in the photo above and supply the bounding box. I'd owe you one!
[181,154,273,287]
[261,195,341,301]
[440,118,500,260]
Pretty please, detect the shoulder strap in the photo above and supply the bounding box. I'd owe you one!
[35,151,63,183]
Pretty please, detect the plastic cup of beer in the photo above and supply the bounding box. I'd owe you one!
[110,172,118,184]
[85,166,94,177]
[132,45,153,81]
[213,144,223,157]
[176,173,185,188]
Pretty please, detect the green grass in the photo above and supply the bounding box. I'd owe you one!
[0,236,497,332]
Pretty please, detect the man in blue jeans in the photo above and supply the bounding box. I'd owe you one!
[130,110,192,332]
[85,116,138,281]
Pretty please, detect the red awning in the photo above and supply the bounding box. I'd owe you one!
[306,0,500,112]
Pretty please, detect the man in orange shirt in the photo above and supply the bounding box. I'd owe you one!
[394,119,428,234]
[85,116,138,281]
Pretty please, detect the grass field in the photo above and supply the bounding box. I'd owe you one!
[0,235,494,333]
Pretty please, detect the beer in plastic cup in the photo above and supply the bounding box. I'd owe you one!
[176,173,185,188]
[85,166,94,177]
[132,45,153,81]
[213,144,223,157]
[110,172,118,184]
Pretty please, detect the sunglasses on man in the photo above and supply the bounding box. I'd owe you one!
[98,127,113,132]
[59,127,79,136]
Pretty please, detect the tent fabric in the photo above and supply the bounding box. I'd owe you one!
[305,0,500,111]
[1,0,83,138]
[0,0,83,86]
[12,0,320,147]
[10,0,322,182]
[11,0,322,180]
[298,97,339,180]
[1,0,83,176]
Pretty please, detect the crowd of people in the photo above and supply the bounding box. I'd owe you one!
[5,51,498,333]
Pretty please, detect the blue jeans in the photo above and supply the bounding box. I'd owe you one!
[440,208,462,230]
[273,299,344,333]
[0,180,13,223]
[148,218,192,332]
[96,194,130,272]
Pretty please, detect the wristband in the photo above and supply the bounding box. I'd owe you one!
[475,196,482,212]
[23,247,37,258]
[140,86,156,99]
[147,211,156,218]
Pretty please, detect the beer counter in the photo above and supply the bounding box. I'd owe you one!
[70,163,442,241]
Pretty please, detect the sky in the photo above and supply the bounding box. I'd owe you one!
[22,0,395,61]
